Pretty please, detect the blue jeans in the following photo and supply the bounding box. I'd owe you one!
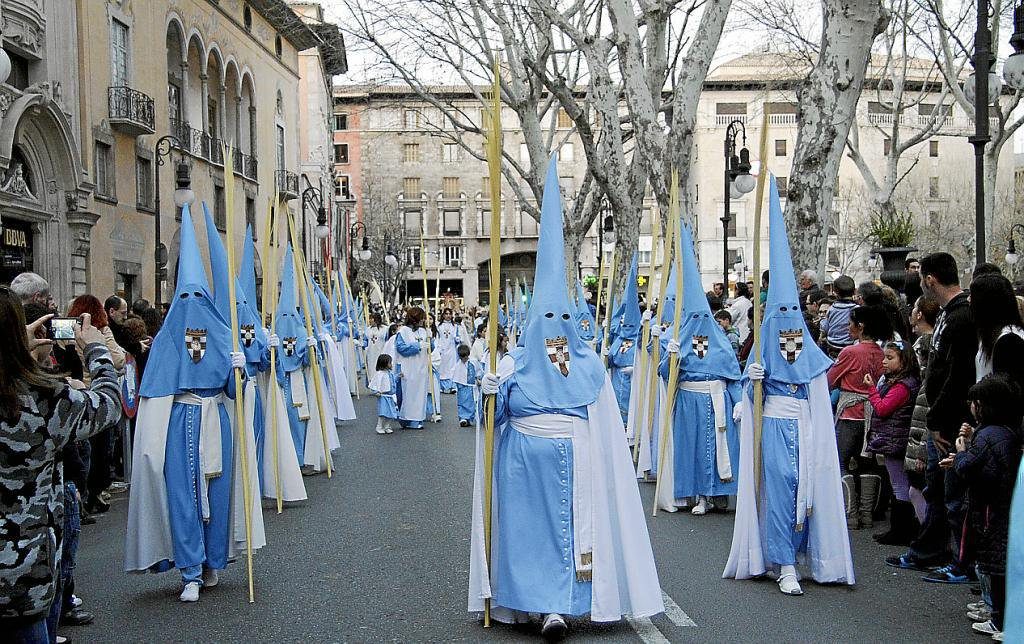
[60,483,81,614]
[910,436,964,564]
[3,617,50,643]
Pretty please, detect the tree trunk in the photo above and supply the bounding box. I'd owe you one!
[785,0,888,276]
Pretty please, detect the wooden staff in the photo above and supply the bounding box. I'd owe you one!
[751,110,771,499]
[599,248,618,368]
[262,194,285,513]
[481,55,503,628]
[639,204,677,477]
[652,170,685,517]
[286,210,333,479]
[593,250,607,349]
[632,211,661,466]
[221,144,256,602]
[303,261,340,407]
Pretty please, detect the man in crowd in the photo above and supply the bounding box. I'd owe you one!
[10,271,52,310]
[706,282,725,312]
[798,270,825,311]
[887,252,976,583]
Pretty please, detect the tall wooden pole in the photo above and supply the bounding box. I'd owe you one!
[632,211,661,466]
[221,144,256,602]
[652,170,685,517]
[751,110,771,499]
[599,248,618,367]
[262,195,285,513]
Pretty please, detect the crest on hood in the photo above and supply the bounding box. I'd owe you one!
[510,157,605,409]
[274,244,308,373]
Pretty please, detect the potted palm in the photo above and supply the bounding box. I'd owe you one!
[868,210,917,291]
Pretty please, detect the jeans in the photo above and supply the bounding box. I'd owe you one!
[60,483,81,614]
[909,435,966,564]
[978,566,1006,630]
[2,617,49,644]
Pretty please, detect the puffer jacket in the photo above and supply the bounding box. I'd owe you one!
[951,424,1022,574]
[0,344,121,619]
[904,333,932,476]
[867,375,921,456]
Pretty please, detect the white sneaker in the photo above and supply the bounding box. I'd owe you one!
[777,573,803,596]
[972,621,1000,637]
[969,608,993,622]
[992,631,1004,642]
[541,613,568,640]
[431,414,442,423]
[179,581,200,602]
[202,568,218,588]
[385,425,394,434]
[968,601,987,611]
[375,426,387,434]
[691,498,709,515]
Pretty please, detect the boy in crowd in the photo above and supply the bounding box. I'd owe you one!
[820,275,858,359]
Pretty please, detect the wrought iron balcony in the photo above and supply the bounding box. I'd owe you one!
[169,118,224,167]
[275,170,299,199]
[108,86,155,136]
[231,148,259,181]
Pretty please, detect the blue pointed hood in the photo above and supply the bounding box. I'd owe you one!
[675,224,740,380]
[274,244,307,373]
[658,261,679,326]
[574,280,596,341]
[202,204,267,365]
[755,175,832,383]
[609,254,641,367]
[510,157,604,408]
[239,224,259,314]
[139,203,231,397]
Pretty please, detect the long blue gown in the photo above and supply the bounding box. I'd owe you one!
[670,374,741,499]
[759,380,810,565]
[491,377,593,616]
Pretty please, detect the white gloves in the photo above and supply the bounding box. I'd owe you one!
[732,402,743,423]
[262,327,270,337]
[601,345,611,356]
[319,332,333,344]
[641,310,653,323]
[667,339,680,354]
[651,325,662,338]
[268,333,281,348]
[622,366,634,376]
[431,353,442,368]
[748,362,765,381]
[306,336,318,349]
[230,352,246,369]
[481,372,500,395]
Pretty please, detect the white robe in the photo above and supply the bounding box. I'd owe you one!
[125,392,266,572]
[256,372,308,503]
[469,368,664,622]
[365,325,388,380]
[325,338,357,421]
[723,374,855,584]
[395,326,429,423]
[302,365,341,472]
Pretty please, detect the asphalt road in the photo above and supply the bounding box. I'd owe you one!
[72,391,973,643]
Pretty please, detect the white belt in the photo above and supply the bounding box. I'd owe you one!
[173,392,203,406]
[509,413,593,581]
[763,394,813,530]
[679,379,732,482]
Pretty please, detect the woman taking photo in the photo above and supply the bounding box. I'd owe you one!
[970,273,1024,392]
[0,289,122,643]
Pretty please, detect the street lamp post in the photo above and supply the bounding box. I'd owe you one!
[966,0,1001,264]
[1006,222,1024,271]
[722,120,756,294]
[153,135,194,308]
[347,220,371,284]
[384,238,398,313]
[596,203,615,290]
[301,182,327,274]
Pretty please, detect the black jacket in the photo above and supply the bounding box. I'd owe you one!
[952,424,1022,574]
[925,292,976,441]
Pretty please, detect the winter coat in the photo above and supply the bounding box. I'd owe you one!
[0,344,122,619]
[904,333,932,476]
[867,375,921,457]
[951,424,1022,574]
[924,292,976,441]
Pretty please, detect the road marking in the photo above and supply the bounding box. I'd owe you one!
[626,616,671,644]
[662,590,697,627]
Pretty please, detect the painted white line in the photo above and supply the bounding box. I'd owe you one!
[626,616,671,644]
[662,590,697,627]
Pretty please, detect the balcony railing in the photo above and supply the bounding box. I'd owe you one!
[108,86,155,136]
[275,170,299,198]
[231,148,258,181]
[169,118,224,167]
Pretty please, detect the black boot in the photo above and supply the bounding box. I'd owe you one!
[874,500,919,546]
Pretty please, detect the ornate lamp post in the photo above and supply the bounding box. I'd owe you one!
[301,182,326,274]
[1005,222,1024,274]
[347,220,371,283]
[722,119,756,293]
[153,134,193,307]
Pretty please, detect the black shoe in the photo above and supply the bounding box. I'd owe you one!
[885,552,942,571]
[86,498,110,514]
[459,419,469,427]
[541,613,568,641]
[61,608,94,626]
[80,511,96,526]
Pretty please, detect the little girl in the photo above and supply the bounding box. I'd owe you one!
[369,353,399,434]
[452,344,478,427]
[863,340,921,546]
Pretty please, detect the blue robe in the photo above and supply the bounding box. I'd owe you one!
[456,361,478,422]
[491,376,593,615]
[375,370,399,419]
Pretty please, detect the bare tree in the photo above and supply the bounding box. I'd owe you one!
[351,180,413,307]
[785,0,890,275]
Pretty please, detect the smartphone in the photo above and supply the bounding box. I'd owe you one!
[51,317,77,340]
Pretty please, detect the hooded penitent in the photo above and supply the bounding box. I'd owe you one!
[139,203,231,398]
[275,244,307,374]
[752,177,832,384]
[609,254,640,361]
[675,225,741,381]
[510,157,605,409]
[575,280,597,343]
[204,205,267,366]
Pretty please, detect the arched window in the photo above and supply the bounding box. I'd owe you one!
[243,5,252,32]
[274,35,282,58]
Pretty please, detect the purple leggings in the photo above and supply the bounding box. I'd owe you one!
[885,455,911,502]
